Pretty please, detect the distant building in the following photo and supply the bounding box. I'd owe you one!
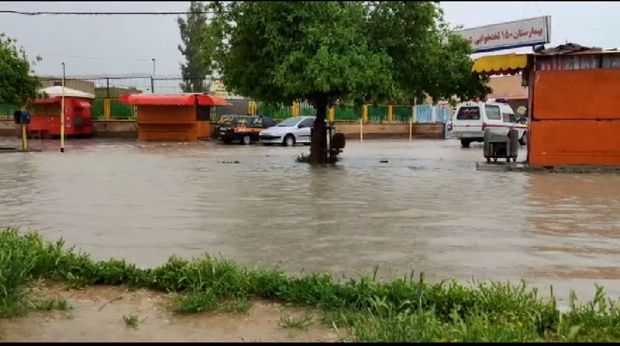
[39,77,95,96]
[487,74,528,112]
[94,86,142,99]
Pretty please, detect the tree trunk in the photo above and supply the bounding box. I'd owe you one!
[310,98,328,165]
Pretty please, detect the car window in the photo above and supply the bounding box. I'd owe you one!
[502,113,516,123]
[262,117,276,127]
[277,117,302,127]
[217,115,237,125]
[250,117,263,128]
[485,105,501,120]
[300,118,314,128]
[456,106,480,120]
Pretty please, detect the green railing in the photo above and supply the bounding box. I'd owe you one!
[0,103,19,117]
[334,104,361,121]
[92,99,135,119]
[394,105,413,123]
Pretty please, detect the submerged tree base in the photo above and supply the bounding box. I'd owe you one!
[1,228,620,342]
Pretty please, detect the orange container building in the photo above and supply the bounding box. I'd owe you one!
[28,86,95,138]
[526,47,620,167]
[473,44,620,168]
[119,93,230,142]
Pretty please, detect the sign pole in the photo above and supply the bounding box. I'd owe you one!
[60,62,65,153]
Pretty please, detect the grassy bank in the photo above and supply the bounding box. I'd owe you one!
[1,228,619,342]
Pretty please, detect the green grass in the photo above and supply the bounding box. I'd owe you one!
[279,314,313,330]
[218,296,251,314]
[174,290,218,314]
[122,313,139,329]
[0,228,620,342]
[31,297,71,311]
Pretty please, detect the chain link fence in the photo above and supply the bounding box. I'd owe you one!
[0,75,454,125]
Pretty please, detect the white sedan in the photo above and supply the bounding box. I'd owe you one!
[259,116,316,146]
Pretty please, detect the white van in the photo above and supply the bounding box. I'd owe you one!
[448,101,527,148]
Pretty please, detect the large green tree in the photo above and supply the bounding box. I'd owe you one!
[0,33,40,106]
[209,1,488,164]
[178,1,215,92]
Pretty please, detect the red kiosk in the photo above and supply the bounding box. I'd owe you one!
[28,86,95,138]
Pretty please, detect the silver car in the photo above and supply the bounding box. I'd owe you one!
[259,116,315,146]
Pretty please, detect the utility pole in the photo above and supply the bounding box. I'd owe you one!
[151,58,156,94]
[60,62,66,153]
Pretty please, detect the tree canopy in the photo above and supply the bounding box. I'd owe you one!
[0,33,40,106]
[178,1,216,92]
[207,1,489,163]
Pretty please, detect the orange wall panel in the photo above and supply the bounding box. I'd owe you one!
[533,69,620,120]
[529,120,620,167]
[136,105,199,142]
[194,121,213,139]
[137,106,195,124]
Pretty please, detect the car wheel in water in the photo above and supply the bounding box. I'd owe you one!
[242,135,251,145]
[460,139,471,148]
[283,134,295,147]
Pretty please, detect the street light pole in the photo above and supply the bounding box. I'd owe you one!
[60,62,66,153]
[151,58,156,94]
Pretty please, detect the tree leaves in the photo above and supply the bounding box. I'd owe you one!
[0,34,40,106]
[208,1,488,107]
[178,1,216,92]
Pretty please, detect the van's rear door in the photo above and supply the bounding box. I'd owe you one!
[453,105,482,138]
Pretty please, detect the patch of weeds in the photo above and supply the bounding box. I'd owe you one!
[279,314,314,330]
[218,296,251,314]
[174,290,217,314]
[31,297,71,311]
[5,229,620,342]
[122,313,139,329]
[0,228,37,317]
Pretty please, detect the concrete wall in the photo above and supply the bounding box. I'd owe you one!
[0,119,445,140]
[93,120,138,138]
[335,123,444,139]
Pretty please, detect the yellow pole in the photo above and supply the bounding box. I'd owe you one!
[60,62,65,153]
[362,104,368,124]
[387,104,393,123]
[21,123,27,151]
[104,98,111,120]
[328,106,335,122]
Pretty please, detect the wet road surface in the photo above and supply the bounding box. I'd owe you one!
[0,138,619,302]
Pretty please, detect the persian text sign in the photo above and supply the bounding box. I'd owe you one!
[456,16,551,53]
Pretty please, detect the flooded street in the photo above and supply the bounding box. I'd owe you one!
[1,138,619,301]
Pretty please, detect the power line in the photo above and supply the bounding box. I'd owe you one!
[38,53,154,61]
[0,10,217,16]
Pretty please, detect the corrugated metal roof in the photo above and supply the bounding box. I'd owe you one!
[39,86,95,99]
[534,42,620,56]
[118,93,231,106]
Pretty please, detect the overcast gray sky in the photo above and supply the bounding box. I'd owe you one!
[1,1,619,77]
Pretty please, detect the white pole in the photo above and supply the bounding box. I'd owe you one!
[359,117,363,143]
[60,62,65,153]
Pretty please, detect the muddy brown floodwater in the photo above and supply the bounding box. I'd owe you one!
[1,283,340,342]
[0,138,619,304]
